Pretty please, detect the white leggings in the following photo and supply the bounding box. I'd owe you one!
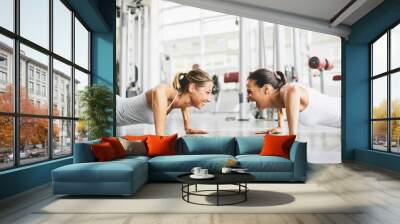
[298,88,341,128]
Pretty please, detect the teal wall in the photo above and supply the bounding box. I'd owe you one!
[0,0,115,200]
[0,158,72,199]
[91,0,116,136]
[343,0,400,171]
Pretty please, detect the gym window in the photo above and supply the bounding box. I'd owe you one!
[370,22,400,154]
[0,0,91,171]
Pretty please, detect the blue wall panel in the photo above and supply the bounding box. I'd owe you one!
[0,158,72,199]
[343,44,370,160]
[355,148,400,172]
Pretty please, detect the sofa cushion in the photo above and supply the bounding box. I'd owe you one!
[115,155,150,164]
[236,155,293,172]
[91,142,118,161]
[260,135,296,159]
[235,136,263,155]
[149,154,235,172]
[101,137,127,158]
[124,135,153,141]
[177,136,236,155]
[53,158,147,183]
[73,139,100,163]
[146,134,177,157]
[118,138,147,156]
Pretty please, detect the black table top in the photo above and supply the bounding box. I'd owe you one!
[177,172,255,185]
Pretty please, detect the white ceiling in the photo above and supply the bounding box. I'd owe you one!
[168,0,384,37]
[225,0,353,24]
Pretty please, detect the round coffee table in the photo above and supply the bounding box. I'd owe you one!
[177,172,255,206]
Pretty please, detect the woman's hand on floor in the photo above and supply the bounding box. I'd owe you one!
[256,127,282,135]
[186,128,208,135]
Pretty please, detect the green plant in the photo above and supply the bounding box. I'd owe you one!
[79,84,113,140]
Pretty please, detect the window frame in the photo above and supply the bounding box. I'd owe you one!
[370,20,400,154]
[0,0,92,171]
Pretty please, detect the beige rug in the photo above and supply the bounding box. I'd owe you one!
[38,183,362,214]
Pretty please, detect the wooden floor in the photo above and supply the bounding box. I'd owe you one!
[1,162,400,224]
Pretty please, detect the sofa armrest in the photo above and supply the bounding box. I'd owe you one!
[73,140,100,163]
[289,141,307,181]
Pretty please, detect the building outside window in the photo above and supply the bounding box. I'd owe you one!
[0,71,6,84]
[28,81,34,94]
[28,67,34,80]
[35,83,40,95]
[41,73,46,83]
[41,85,46,97]
[0,54,7,90]
[0,54,7,67]
[35,70,40,81]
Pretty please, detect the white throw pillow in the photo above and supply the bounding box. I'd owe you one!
[118,137,147,156]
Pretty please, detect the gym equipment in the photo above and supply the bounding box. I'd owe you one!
[308,56,334,71]
[224,72,239,83]
[308,56,335,93]
[333,75,341,81]
[118,0,147,98]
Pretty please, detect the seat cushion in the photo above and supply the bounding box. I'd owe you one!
[113,155,150,166]
[236,155,293,172]
[52,158,147,183]
[149,154,235,172]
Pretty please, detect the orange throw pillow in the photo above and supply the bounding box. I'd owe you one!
[146,134,178,157]
[101,137,126,158]
[124,135,153,141]
[91,142,117,162]
[260,135,296,159]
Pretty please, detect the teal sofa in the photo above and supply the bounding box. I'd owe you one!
[52,136,307,196]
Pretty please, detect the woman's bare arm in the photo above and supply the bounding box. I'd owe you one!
[152,86,168,135]
[181,107,208,134]
[277,108,284,129]
[284,85,301,135]
[181,107,191,132]
[255,109,283,134]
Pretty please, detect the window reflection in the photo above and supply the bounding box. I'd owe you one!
[0,116,13,169]
[372,34,387,76]
[20,0,49,49]
[74,18,89,70]
[372,77,387,119]
[391,120,400,153]
[53,0,72,60]
[391,72,400,118]
[20,117,49,165]
[372,121,388,151]
[20,44,49,115]
[53,59,72,117]
[0,0,14,31]
[0,35,14,113]
[391,24,400,70]
[53,119,72,157]
[74,69,89,118]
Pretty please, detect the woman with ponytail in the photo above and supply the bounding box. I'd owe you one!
[247,68,340,135]
[117,69,213,135]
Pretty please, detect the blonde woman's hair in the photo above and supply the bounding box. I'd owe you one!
[172,69,212,92]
